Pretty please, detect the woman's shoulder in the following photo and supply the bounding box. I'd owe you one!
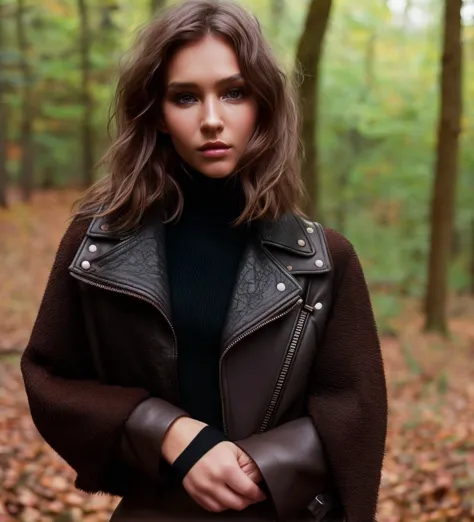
[293,215,361,274]
[55,216,93,266]
[306,223,364,284]
[318,226,368,289]
[322,226,358,264]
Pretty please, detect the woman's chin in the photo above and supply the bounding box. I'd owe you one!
[191,160,236,179]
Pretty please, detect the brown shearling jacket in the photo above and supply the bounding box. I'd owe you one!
[21,211,387,522]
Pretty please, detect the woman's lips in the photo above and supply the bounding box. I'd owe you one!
[199,147,231,158]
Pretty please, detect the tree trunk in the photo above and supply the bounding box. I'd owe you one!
[78,0,94,188]
[470,219,474,296]
[17,0,34,202]
[424,0,463,335]
[41,165,55,190]
[151,0,166,16]
[0,3,8,208]
[295,0,332,219]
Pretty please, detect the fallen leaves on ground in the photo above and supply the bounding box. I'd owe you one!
[0,190,81,354]
[0,359,119,521]
[0,190,473,521]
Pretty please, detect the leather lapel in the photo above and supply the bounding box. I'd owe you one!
[70,212,172,322]
[220,235,303,352]
[220,213,332,350]
[71,210,331,351]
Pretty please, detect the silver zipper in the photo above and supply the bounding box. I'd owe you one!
[219,296,303,435]
[71,273,179,397]
[258,303,314,433]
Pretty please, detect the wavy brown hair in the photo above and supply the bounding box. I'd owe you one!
[73,0,306,231]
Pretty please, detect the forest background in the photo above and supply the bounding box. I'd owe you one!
[0,0,473,521]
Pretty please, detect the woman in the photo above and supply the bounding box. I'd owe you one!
[21,1,387,521]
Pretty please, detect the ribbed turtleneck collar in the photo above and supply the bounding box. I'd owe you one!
[174,164,246,224]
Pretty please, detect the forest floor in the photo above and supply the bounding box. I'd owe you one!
[0,190,473,522]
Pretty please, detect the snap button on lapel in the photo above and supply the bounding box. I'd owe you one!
[81,260,91,270]
[306,227,314,234]
[88,244,97,253]
[297,239,306,247]
[100,223,109,231]
[277,283,286,292]
[315,302,323,310]
[287,265,293,271]
[315,259,324,268]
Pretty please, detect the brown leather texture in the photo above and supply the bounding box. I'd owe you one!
[21,209,386,522]
[121,398,188,481]
[235,418,330,520]
[70,212,337,520]
[69,213,334,443]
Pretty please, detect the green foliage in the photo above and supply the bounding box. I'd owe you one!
[317,0,473,298]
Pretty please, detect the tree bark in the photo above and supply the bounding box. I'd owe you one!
[295,0,332,219]
[470,219,474,296]
[17,0,35,201]
[151,0,166,16]
[78,0,94,188]
[0,2,8,208]
[424,0,463,335]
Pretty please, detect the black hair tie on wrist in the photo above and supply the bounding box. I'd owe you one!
[170,425,229,482]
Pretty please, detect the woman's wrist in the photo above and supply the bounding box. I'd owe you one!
[161,416,207,464]
[170,425,230,481]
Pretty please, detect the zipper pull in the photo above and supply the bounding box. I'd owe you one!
[298,298,314,312]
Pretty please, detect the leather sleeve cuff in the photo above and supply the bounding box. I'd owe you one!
[235,418,329,521]
[120,397,188,482]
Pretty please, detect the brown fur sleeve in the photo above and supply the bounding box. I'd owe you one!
[306,228,388,522]
[21,218,151,496]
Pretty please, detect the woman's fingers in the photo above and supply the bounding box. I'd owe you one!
[185,482,250,512]
[224,464,266,503]
[182,441,266,512]
[191,492,227,513]
[213,485,253,511]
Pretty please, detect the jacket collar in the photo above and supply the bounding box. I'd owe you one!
[70,210,332,350]
[85,211,330,270]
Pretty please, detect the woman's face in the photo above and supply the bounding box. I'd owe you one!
[161,35,257,179]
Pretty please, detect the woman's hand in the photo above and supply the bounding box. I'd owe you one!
[235,446,263,484]
[182,441,266,512]
[161,418,265,512]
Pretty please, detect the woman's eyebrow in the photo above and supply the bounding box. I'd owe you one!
[167,74,244,90]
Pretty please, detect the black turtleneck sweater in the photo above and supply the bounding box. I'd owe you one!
[165,166,251,430]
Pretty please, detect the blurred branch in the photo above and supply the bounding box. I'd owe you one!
[403,0,413,27]
[150,0,166,16]
[271,0,285,30]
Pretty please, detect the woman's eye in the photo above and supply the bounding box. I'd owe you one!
[175,93,197,105]
[224,88,245,100]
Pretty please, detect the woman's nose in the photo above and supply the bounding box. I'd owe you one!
[200,98,224,134]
